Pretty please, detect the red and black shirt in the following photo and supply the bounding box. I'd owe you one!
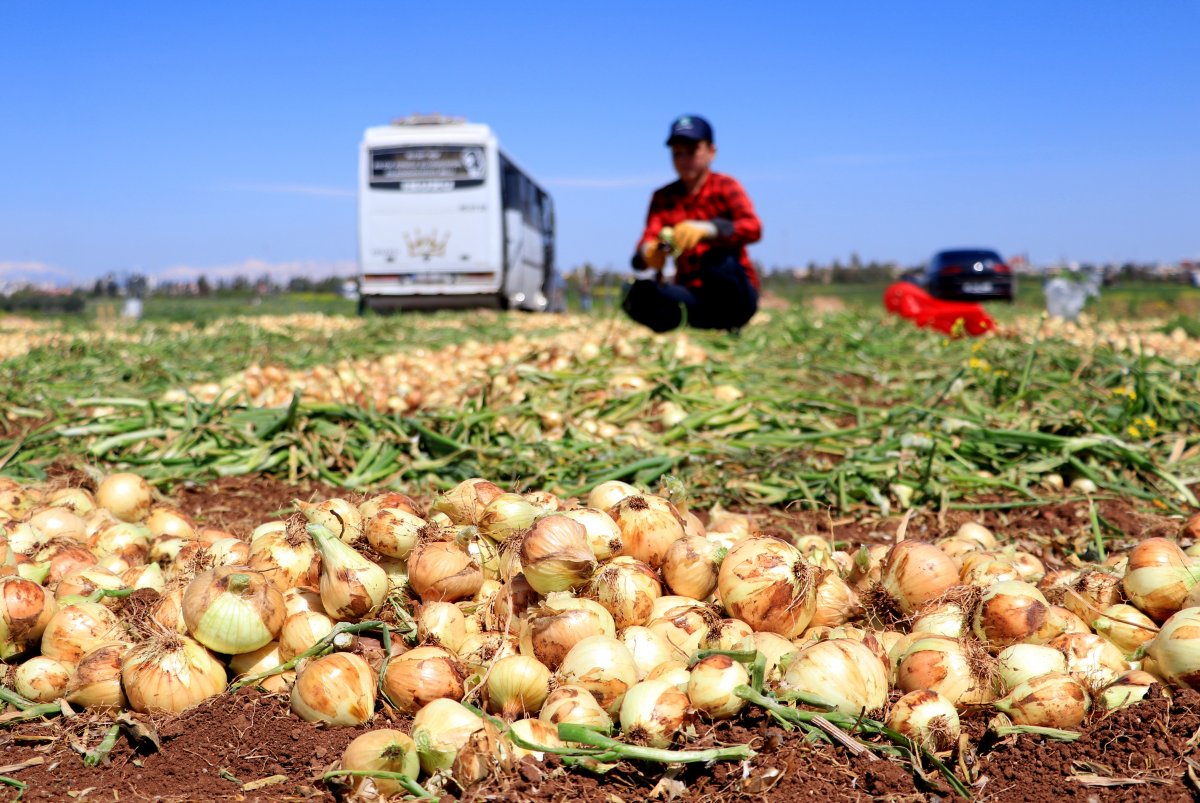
[633,172,762,290]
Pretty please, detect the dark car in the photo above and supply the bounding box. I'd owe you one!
[925,249,1014,301]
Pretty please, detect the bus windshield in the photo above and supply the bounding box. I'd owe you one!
[369,145,487,192]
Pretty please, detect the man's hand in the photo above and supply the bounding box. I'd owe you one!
[642,240,667,270]
[673,220,718,253]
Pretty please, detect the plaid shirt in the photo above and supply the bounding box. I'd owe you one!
[635,172,762,290]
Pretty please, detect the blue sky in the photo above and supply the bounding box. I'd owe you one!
[1,2,1197,285]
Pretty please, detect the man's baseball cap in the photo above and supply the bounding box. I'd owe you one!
[666,115,713,145]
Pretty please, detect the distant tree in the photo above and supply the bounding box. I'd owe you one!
[197,275,211,296]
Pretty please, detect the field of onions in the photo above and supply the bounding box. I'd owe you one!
[2,302,1200,801]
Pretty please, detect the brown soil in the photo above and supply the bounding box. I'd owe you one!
[2,474,1196,802]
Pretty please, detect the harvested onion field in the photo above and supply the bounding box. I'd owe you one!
[2,297,1200,802]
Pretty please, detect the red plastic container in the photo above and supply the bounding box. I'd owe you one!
[883,282,994,337]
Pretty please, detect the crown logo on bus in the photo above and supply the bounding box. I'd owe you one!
[404,229,450,258]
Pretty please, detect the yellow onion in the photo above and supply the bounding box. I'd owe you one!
[296,498,363,544]
[0,575,57,658]
[358,491,421,521]
[896,636,998,706]
[382,645,466,714]
[248,523,320,593]
[229,641,292,693]
[97,555,131,576]
[122,633,227,713]
[41,601,121,663]
[0,478,38,518]
[687,654,749,719]
[1061,570,1124,622]
[55,565,126,606]
[996,643,1069,691]
[936,536,986,562]
[309,522,389,618]
[887,689,960,752]
[204,537,251,568]
[121,563,165,593]
[66,642,129,709]
[34,540,97,586]
[486,654,552,719]
[523,489,564,514]
[1123,538,1200,622]
[1097,670,1160,711]
[783,638,889,715]
[13,656,72,702]
[88,522,151,564]
[282,587,326,617]
[149,534,195,569]
[29,507,87,542]
[484,574,537,633]
[559,507,623,561]
[647,604,718,655]
[279,611,336,660]
[458,631,520,674]
[734,632,800,688]
[700,618,755,652]
[645,660,691,691]
[706,503,756,540]
[994,672,1090,728]
[291,652,376,725]
[1028,605,1091,644]
[539,684,613,732]
[586,480,638,511]
[718,537,820,637]
[619,678,691,747]
[953,522,997,549]
[145,507,197,540]
[506,718,563,763]
[415,601,468,653]
[611,494,687,568]
[589,556,661,629]
[96,473,152,522]
[1009,551,1045,582]
[1144,607,1200,689]
[555,634,638,715]
[411,698,494,777]
[521,594,615,669]
[431,478,504,526]
[478,493,540,544]
[517,515,596,594]
[151,582,189,635]
[972,581,1049,650]
[364,507,426,560]
[1048,632,1128,688]
[660,535,722,600]
[407,537,482,603]
[880,540,960,613]
[338,730,420,797]
[809,571,862,629]
[1092,603,1157,658]
[910,600,968,638]
[183,567,285,654]
[620,626,684,679]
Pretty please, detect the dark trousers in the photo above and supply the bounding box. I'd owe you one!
[622,253,758,333]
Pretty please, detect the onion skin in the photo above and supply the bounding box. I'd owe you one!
[972,581,1049,650]
[539,685,613,731]
[382,646,466,714]
[182,567,285,655]
[687,654,749,719]
[122,634,227,714]
[887,689,960,752]
[880,540,959,614]
[589,557,661,629]
[96,473,152,523]
[554,635,638,715]
[291,653,376,725]
[338,730,420,797]
[994,672,1090,728]
[611,494,687,568]
[0,575,58,659]
[783,638,889,715]
[619,678,691,748]
[408,539,483,603]
[1145,606,1200,690]
[41,601,121,663]
[518,515,596,595]
[718,537,820,638]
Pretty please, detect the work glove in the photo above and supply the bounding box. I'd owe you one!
[673,220,718,253]
[641,240,668,270]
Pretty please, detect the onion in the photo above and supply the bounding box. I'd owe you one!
[96,473,152,522]
[296,498,363,545]
[486,654,552,719]
[88,522,151,564]
[518,515,596,594]
[589,557,661,629]
[228,641,292,693]
[896,636,998,706]
[1123,538,1200,622]
[586,480,638,511]
[648,595,707,620]
[431,478,504,526]
[687,654,749,719]
[520,594,614,669]
[611,494,687,568]
[309,522,389,618]
[559,507,623,561]
[55,565,125,606]
[291,652,376,725]
[1061,570,1123,622]
[484,574,537,633]
[408,537,482,603]
[1028,605,1091,644]
[458,631,520,674]
[1048,632,1128,688]
[718,537,820,637]
[122,633,227,713]
[151,582,189,635]
[382,645,466,714]
[411,698,490,774]
[971,581,1049,650]
[1144,607,1200,689]
[28,507,87,542]
[1009,551,1045,582]
[783,638,888,715]
[13,656,72,702]
[539,684,613,731]
[700,618,755,652]
[910,600,967,638]
[415,601,468,652]
[647,604,718,655]
[338,730,420,796]
[278,611,336,660]
[506,718,563,763]
[145,507,197,540]
[620,626,684,679]
[282,587,325,617]
[734,632,800,688]
[204,537,251,568]
[1097,670,1159,711]
[887,689,960,752]
[0,478,38,518]
[478,493,540,544]
[1091,603,1157,658]
[121,563,165,593]
[364,507,426,559]
[660,535,722,600]
[183,567,285,655]
[555,634,638,715]
[619,678,691,747]
[994,672,1090,728]
[646,660,691,691]
[879,540,959,614]
[40,601,121,663]
[0,575,57,659]
[248,522,320,593]
[66,642,129,709]
[996,643,1068,691]
[809,571,862,629]
[34,540,96,587]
